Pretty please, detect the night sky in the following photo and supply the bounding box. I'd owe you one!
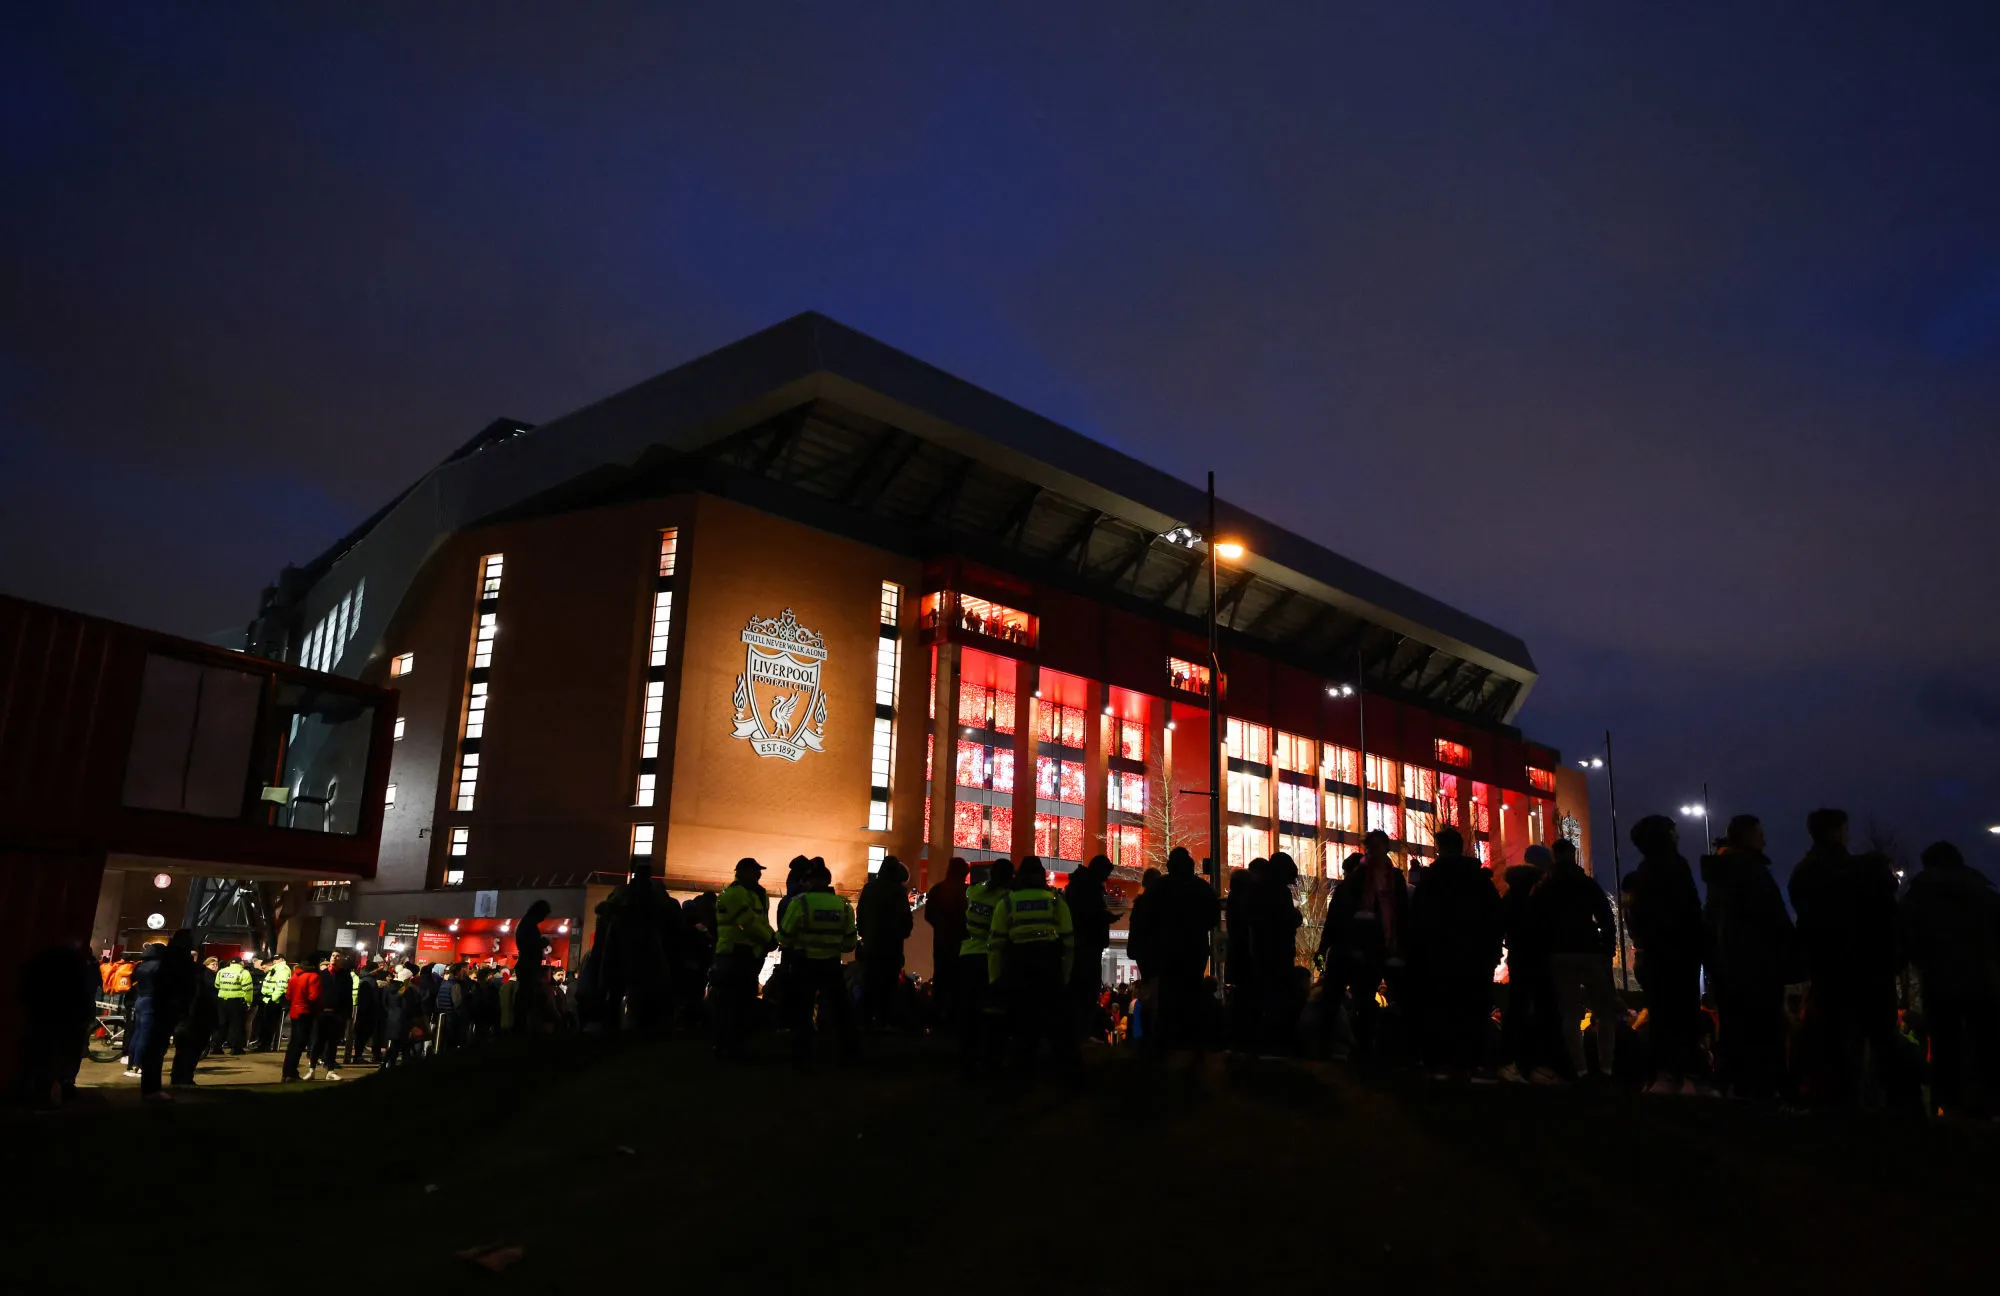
[5,5,1996,879]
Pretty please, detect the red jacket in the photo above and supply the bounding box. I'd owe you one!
[287,968,322,1020]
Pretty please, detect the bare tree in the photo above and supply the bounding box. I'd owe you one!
[1142,767,1203,873]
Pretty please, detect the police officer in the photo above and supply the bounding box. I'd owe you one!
[958,858,1014,1079]
[214,955,255,1055]
[253,955,291,1052]
[712,858,775,1061]
[777,860,857,1069]
[988,856,1075,1076]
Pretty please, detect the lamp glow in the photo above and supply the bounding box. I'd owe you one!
[1213,541,1245,560]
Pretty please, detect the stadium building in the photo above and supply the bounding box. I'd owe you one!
[247,313,1594,972]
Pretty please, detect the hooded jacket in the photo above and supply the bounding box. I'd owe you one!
[1900,861,2000,1000]
[1699,847,1796,989]
[856,856,914,954]
[1532,861,1617,959]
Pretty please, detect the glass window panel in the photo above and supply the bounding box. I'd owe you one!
[958,680,991,729]
[1058,817,1084,862]
[1322,745,1359,785]
[1324,793,1358,832]
[956,740,987,790]
[1402,766,1437,802]
[954,802,985,849]
[989,805,1013,849]
[1119,720,1146,761]
[991,749,1015,794]
[1036,755,1058,799]
[1034,812,1058,857]
[1057,760,1085,805]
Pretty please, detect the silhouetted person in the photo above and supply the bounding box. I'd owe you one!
[16,940,98,1109]
[1319,837,1407,1061]
[924,858,971,1020]
[1224,858,1268,1052]
[130,933,195,1099]
[1900,840,2000,1117]
[1789,808,1906,1109]
[1154,848,1221,1053]
[596,863,678,1032]
[349,963,383,1064]
[1498,845,1553,1083]
[281,955,322,1080]
[312,951,352,1079]
[1624,815,1706,1095]
[1128,868,1162,982]
[857,854,913,1030]
[712,859,774,1061]
[958,859,1015,1078]
[1408,828,1501,1078]
[988,857,1075,1078]
[171,956,220,1086]
[778,860,858,1069]
[511,899,552,1034]
[1535,838,1621,1082]
[1253,852,1305,1054]
[1701,815,1796,1102]
[1066,855,1117,1040]
[680,890,718,1031]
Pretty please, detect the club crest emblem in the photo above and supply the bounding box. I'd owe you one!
[729,608,829,762]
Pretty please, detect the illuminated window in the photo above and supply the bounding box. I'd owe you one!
[640,681,665,758]
[954,594,1036,647]
[1227,824,1271,870]
[1225,719,1271,765]
[1106,823,1146,870]
[958,740,989,789]
[1324,792,1359,833]
[1366,799,1400,838]
[1322,745,1358,785]
[631,823,655,857]
[635,772,656,808]
[1365,754,1398,793]
[472,613,498,669]
[464,681,489,738]
[1167,657,1211,696]
[1037,703,1086,748]
[1401,766,1437,802]
[334,592,352,663]
[657,528,679,578]
[1058,817,1083,862]
[350,579,364,646]
[1404,808,1435,848]
[444,869,465,887]
[868,582,903,832]
[989,805,1013,849]
[1118,720,1146,761]
[1108,771,1147,815]
[1057,761,1085,806]
[954,802,985,849]
[1473,840,1491,866]
[385,783,397,807]
[393,717,406,741]
[1469,785,1492,834]
[448,827,469,857]
[992,688,1017,735]
[390,652,415,677]
[647,593,673,667]
[867,845,887,876]
[1034,813,1059,858]
[454,751,480,811]
[1277,782,1317,826]
[1527,766,1557,793]
[1435,739,1472,768]
[1275,732,1314,773]
[479,553,504,600]
[991,749,1015,794]
[1278,833,1316,871]
[1437,772,1462,827]
[1227,769,1270,817]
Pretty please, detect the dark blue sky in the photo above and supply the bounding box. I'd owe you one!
[4,3,1996,876]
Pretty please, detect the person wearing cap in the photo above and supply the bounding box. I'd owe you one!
[957,858,1014,1079]
[987,856,1075,1076]
[213,955,255,1056]
[778,860,857,1068]
[712,858,775,1061]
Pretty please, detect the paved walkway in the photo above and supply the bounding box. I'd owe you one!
[77,1048,373,1090]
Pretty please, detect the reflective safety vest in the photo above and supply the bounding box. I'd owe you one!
[262,963,291,1003]
[959,882,1010,958]
[988,887,1074,982]
[215,964,255,1002]
[779,889,855,960]
[716,882,775,955]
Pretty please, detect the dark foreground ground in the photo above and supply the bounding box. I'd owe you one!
[9,1036,1998,1293]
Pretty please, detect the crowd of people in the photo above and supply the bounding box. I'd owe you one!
[11,806,1998,1121]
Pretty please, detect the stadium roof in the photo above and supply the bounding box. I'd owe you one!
[278,312,1538,724]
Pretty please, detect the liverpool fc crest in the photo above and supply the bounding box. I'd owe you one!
[729,609,829,762]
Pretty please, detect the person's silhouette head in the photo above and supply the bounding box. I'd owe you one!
[1725,815,1764,853]
[522,899,551,927]
[734,858,765,885]
[1166,847,1195,878]
[1921,840,1964,871]
[1551,839,1579,869]
[1435,827,1465,859]
[1631,814,1678,857]
[1016,857,1047,889]
[1342,852,1364,879]
[1806,808,1849,850]
[1141,867,1161,890]
[1270,852,1299,887]
[989,858,1016,889]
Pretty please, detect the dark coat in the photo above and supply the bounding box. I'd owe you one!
[1249,879,1303,976]
[317,964,353,1015]
[1532,862,1617,959]
[185,967,220,1033]
[1789,844,1901,988]
[1700,847,1796,990]
[1223,870,1259,986]
[135,942,196,1027]
[857,857,914,957]
[1128,883,1160,978]
[353,974,382,1027]
[1318,864,1408,966]
[1407,854,1501,980]
[1065,868,1116,959]
[1623,852,1704,966]
[924,860,970,955]
[1156,870,1221,975]
[1900,862,2000,1001]
[1499,865,1546,968]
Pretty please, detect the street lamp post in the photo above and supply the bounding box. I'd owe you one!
[1577,731,1630,988]
[1206,472,1232,991]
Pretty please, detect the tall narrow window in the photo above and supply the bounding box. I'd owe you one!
[454,552,504,813]
[449,827,469,856]
[868,581,904,832]
[385,783,397,807]
[633,529,679,806]
[631,824,655,857]
[393,717,406,741]
[390,652,415,677]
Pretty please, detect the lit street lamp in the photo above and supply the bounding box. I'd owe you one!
[1989,825,2000,835]
[1577,731,1630,987]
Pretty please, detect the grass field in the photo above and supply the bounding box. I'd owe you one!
[11,1035,1998,1293]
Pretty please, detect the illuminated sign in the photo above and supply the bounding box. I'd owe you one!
[729,609,829,763]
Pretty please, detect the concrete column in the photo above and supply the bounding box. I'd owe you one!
[928,643,962,874]
[1010,662,1040,860]
[1083,679,1108,866]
